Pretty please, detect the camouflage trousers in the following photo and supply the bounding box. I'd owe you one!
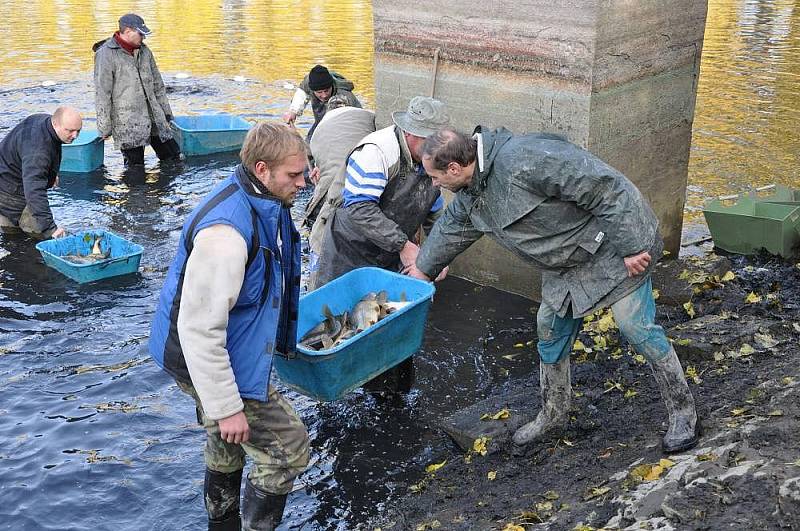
[177,381,310,495]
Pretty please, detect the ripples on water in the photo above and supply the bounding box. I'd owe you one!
[1,0,798,528]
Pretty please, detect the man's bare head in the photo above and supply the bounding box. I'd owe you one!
[52,106,83,144]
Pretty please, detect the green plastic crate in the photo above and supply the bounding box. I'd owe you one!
[703,195,800,258]
[751,184,800,206]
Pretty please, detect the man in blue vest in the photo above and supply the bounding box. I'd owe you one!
[149,123,309,530]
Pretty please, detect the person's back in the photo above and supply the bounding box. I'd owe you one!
[305,106,376,251]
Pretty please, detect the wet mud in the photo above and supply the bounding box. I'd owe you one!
[373,252,800,530]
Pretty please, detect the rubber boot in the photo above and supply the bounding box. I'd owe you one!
[650,348,700,453]
[205,468,243,531]
[241,477,287,531]
[513,355,571,446]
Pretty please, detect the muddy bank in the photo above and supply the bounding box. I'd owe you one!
[371,252,800,530]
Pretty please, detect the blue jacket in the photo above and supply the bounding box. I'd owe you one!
[149,166,301,401]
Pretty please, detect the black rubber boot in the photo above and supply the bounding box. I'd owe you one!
[205,468,243,531]
[241,478,287,531]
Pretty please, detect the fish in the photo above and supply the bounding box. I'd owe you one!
[62,236,110,265]
[299,291,410,351]
[299,305,347,350]
[351,291,388,332]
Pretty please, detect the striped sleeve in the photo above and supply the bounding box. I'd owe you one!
[342,144,388,207]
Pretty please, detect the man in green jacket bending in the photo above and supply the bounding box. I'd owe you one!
[406,126,700,454]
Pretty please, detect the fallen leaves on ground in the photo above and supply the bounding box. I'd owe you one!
[480,408,510,421]
[425,460,446,474]
[629,459,676,483]
[473,437,489,456]
[415,520,441,530]
[683,301,696,318]
[686,365,702,384]
[745,292,763,304]
[487,471,497,481]
[583,485,610,500]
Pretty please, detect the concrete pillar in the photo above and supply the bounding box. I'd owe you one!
[372,0,708,300]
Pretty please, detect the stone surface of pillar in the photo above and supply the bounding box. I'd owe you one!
[372,0,708,300]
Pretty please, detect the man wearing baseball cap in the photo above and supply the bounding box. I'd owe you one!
[312,96,450,391]
[93,13,181,167]
[281,65,361,140]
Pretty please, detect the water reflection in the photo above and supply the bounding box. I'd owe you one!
[687,0,800,223]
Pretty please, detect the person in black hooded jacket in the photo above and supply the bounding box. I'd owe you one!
[0,107,82,239]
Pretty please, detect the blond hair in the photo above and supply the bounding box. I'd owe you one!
[240,122,307,173]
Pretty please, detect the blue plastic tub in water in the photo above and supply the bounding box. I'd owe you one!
[170,115,252,156]
[35,230,144,284]
[273,267,436,401]
[60,129,104,172]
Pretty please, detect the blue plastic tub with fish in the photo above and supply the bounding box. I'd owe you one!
[273,267,436,401]
[35,230,144,284]
[170,115,252,156]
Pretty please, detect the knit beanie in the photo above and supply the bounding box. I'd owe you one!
[308,65,335,91]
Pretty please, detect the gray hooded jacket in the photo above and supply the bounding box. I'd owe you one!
[94,37,174,150]
[416,127,663,317]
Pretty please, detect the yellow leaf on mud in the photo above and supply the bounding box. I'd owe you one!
[731,407,749,416]
[683,301,696,318]
[624,389,638,399]
[535,501,554,513]
[603,380,624,393]
[415,520,441,531]
[487,470,497,480]
[697,453,718,462]
[644,464,665,481]
[720,271,735,282]
[745,292,762,304]
[473,437,489,456]
[659,458,676,468]
[593,335,608,349]
[502,353,522,361]
[686,366,701,384]
[754,333,779,349]
[652,289,660,299]
[610,348,623,359]
[584,486,610,500]
[597,311,616,332]
[574,391,584,397]
[633,354,647,364]
[573,339,590,352]
[425,460,447,473]
[409,481,425,493]
[481,408,510,421]
[514,343,525,348]
[562,439,575,447]
[503,525,525,531]
[767,409,784,417]
[739,344,755,356]
[673,338,692,346]
[678,269,691,280]
[573,526,596,531]
[793,323,800,333]
[782,376,796,385]
[713,351,725,362]
[543,490,560,500]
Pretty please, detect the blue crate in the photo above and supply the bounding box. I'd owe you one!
[60,129,104,172]
[170,115,252,156]
[35,230,144,284]
[273,267,436,401]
